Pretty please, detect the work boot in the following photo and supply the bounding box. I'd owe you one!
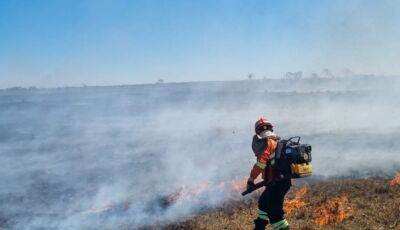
[253,218,268,230]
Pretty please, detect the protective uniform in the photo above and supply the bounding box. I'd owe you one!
[248,118,291,230]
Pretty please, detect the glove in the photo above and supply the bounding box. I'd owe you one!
[247,180,256,191]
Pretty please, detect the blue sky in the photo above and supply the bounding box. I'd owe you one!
[1,0,400,88]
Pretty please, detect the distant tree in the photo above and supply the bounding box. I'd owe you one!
[322,69,334,78]
[293,71,302,80]
[285,71,302,79]
[6,87,25,92]
[156,79,164,84]
[311,73,319,78]
[247,73,254,80]
[342,68,354,77]
[284,72,292,78]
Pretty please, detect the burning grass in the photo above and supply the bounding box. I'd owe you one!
[313,195,353,226]
[157,178,400,230]
[79,179,249,218]
[80,177,400,229]
[283,185,308,215]
[161,179,247,206]
[389,174,400,187]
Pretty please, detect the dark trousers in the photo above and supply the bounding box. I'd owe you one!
[258,179,291,224]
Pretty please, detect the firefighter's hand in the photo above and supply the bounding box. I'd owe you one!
[247,180,256,191]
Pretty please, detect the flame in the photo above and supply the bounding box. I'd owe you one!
[81,178,249,215]
[166,182,212,203]
[229,179,247,192]
[389,174,400,187]
[313,195,353,226]
[163,179,248,206]
[284,186,308,214]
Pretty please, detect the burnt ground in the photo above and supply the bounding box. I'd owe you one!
[143,178,400,230]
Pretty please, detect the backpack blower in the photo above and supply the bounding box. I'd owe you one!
[242,136,312,196]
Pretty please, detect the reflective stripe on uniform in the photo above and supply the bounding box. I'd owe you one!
[258,214,269,221]
[257,209,268,215]
[272,219,289,229]
[257,209,269,221]
[256,161,266,169]
[269,152,275,160]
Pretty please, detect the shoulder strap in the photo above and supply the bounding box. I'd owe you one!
[252,135,268,157]
[274,139,287,160]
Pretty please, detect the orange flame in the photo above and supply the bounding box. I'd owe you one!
[165,179,248,204]
[81,178,249,215]
[389,174,400,187]
[228,179,248,192]
[166,182,213,203]
[284,186,308,214]
[314,195,353,226]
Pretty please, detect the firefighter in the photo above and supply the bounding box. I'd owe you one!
[247,117,291,230]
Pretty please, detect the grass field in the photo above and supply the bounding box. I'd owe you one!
[145,177,400,230]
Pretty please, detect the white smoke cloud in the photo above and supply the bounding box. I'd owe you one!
[0,76,399,229]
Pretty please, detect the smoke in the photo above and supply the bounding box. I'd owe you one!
[0,76,400,229]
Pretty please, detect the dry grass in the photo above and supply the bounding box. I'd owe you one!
[143,178,400,230]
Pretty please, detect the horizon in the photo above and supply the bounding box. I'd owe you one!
[1,0,400,88]
[0,73,395,91]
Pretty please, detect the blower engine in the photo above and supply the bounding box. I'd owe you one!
[272,136,313,179]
